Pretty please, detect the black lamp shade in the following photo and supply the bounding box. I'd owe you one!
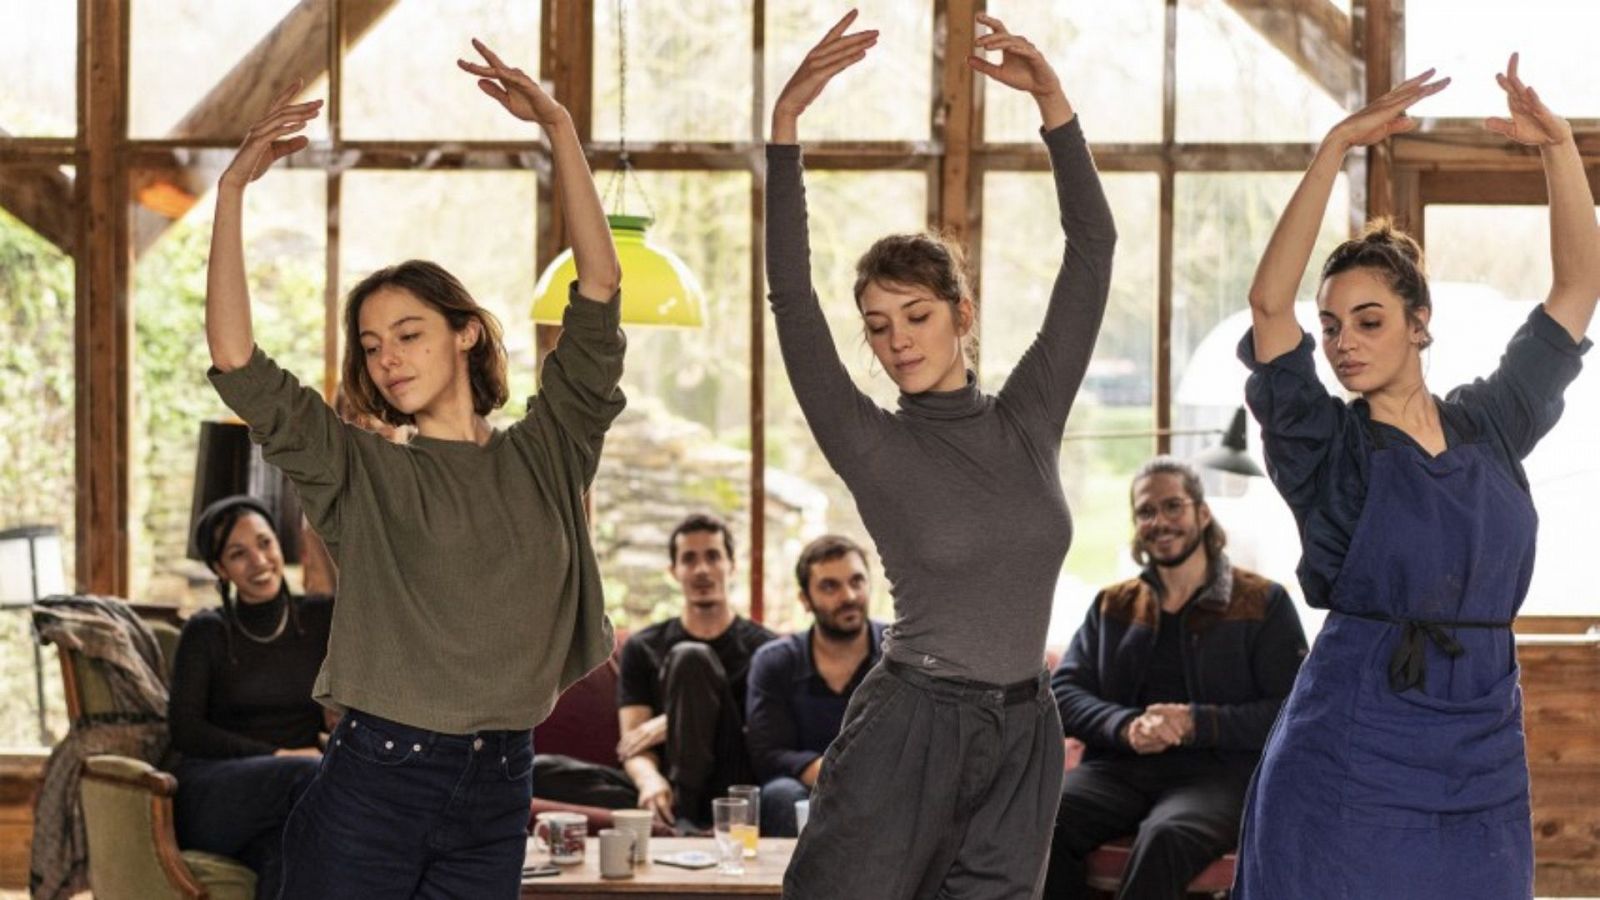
[187,421,304,564]
[1193,407,1266,478]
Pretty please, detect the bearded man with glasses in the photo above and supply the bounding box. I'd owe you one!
[1043,457,1308,900]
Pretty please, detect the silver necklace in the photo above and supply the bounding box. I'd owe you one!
[235,598,289,644]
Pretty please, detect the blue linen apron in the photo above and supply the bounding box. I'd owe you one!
[1234,422,1535,899]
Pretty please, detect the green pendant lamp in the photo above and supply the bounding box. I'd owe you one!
[532,214,705,326]
[531,0,705,328]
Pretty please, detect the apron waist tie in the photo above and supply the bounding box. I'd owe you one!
[1342,612,1512,693]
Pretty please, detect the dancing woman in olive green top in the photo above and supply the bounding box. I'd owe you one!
[204,42,624,898]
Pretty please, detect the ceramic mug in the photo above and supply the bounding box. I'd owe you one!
[599,828,636,879]
[533,811,588,866]
[611,808,653,864]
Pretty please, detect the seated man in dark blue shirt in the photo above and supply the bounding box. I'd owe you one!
[1046,458,1308,900]
[746,534,887,837]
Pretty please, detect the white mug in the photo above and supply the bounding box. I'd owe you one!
[611,809,653,864]
[533,812,588,866]
[598,828,636,879]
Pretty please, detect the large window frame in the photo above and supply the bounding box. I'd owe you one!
[5,0,1595,623]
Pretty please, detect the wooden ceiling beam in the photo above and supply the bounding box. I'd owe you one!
[1223,0,1354,102]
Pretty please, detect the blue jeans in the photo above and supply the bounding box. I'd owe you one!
[174,754,321,900]
[279,710,534,899]
[759,776,811,838]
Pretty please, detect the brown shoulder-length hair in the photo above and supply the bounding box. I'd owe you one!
[340,260,509,426]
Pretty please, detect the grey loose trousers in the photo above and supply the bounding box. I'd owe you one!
[784,660,1066,900]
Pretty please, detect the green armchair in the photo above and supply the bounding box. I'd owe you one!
[78,755,255,900]
[56,607,257,899]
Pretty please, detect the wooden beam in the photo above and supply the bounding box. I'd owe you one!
[0,163,76,254]
[1358,0,1397,223]
[1223,0,1354,101]
[76,0,131,594]
[934,0,979,252]
[1155,0,1177,455]
[130,0,398,253]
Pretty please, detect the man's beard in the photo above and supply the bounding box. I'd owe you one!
[1148,529,1205,568]
[815,608,866,641]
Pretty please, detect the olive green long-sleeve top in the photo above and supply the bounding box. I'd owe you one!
[209,286,625,733]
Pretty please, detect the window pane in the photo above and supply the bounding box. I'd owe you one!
[344,0,541,140]
[132,170,326,608]
[1425,204,1598,616]
[1176,0,1348,142]
[132,1,329,140]
[593,0,752,143]
[982,172,1160,643]
[1408,2,1598,118]
[763,171,927,632]
[0,199,76,746]
[764,2,932,142]
[983,1,1163,144]
[590,171,753,629]
[0,1,76,136]
[341,171,538,414]
[1173,172,1349,634]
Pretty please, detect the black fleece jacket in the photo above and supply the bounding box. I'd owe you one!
[1051,560,1307,761]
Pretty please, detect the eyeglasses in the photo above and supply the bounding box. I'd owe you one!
[1133,498,1195,524]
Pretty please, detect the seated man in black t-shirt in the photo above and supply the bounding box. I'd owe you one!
[1046,458,1308,899]
[617,513,777,829]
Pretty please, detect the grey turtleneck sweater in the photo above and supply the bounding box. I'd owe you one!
[765,118,1116,685]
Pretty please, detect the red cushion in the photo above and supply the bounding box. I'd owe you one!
[532,629,628,768]
[1086,838,1236,893]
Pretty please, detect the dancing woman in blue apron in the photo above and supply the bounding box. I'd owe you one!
[1234,56,1598,898]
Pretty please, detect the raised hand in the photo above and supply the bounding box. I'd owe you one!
[458,38,567,129]
[1485,53,1572,147]
[771,9,878,142]
[219,79,321,191]
[967,14,1060,98]
[1327,68,1449,151]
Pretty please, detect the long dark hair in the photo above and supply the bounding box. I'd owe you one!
[192,495,305,662]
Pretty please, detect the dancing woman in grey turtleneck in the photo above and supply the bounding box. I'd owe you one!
[766,12,1116,900]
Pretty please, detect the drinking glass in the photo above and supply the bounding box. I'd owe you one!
[727,784,760,857]
[712,798,748,875]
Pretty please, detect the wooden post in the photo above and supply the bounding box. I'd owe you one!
[936,0,981,370]
[748,0,767,623]
[1155,0,1177,456]
[1362,0,1394,222]
[75,0,131,594]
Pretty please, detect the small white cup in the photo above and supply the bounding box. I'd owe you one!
[598,828,635,879]
[611,809,653,864]
[795,799,810,833]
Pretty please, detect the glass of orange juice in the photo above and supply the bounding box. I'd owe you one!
[728,785,760,857]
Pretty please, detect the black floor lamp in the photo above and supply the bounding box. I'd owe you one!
[187,421,304,565]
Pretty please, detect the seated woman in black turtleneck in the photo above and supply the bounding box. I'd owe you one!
[168,495,333,900]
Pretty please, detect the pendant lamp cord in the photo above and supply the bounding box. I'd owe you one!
[600,0,657,221]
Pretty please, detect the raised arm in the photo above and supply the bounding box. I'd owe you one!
[765,12,888,471]
[1486,53,1600,341]
[206,81,322,372]
[971,15,1116,431]
[1248,70,1449,363]
[460,39,620,302]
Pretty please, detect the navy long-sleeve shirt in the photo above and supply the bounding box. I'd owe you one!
[1239,306,1589,611]
[745,621,887,783]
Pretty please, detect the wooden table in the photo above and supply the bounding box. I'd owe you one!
[521,837,793,899]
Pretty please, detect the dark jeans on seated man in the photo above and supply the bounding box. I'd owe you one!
[174,753,321,900]
[1045,752,1252,900]
[658,642,755,826]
